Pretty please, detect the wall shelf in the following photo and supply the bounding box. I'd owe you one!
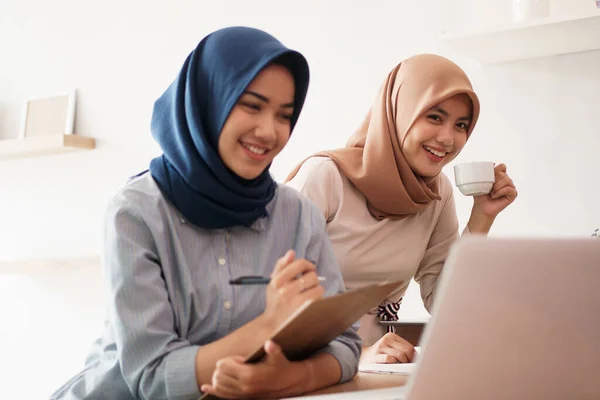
[440,12,600,64]
[0,256,100,275]
[0,134,96,161]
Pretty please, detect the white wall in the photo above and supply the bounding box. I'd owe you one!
[1,0,599,398]
[0,257,104,400]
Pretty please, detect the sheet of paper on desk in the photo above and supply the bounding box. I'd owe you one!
[358,362,416,375]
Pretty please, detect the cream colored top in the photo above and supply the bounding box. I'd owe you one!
[286,157,466,346]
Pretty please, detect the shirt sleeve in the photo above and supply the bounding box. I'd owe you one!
[413,188,460,313]
[286,157,341,222]
[304,200,362,383]
[103,196,201,400]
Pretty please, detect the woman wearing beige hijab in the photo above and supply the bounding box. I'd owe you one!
[286,54,517,364]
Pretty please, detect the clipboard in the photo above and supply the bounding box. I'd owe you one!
[200,279,404,400]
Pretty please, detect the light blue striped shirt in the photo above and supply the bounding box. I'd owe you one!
[51,173,361,400]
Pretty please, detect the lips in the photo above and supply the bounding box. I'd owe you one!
[422,145,446,164]
[423,145,446,158]
[239,140,270,161]
[240,141,268,155]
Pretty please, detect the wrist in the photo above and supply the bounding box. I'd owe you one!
[258,311,276,331]
[254,314,278,350]
[297,353,340,394]
[467,209,495,234]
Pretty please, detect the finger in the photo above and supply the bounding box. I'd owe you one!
[382,333,415,352]
[201,371,244,399]
[264,340,287,365]
[381,346,412,363]
[491,176,516,195]
[200,384,217,396]
[374,353,400,363]
[210,361,262,398]
[271,259,316,289]
[494,163,507,174]
[293,271,320,293]
[297,282,326,302]
[491,175,513,192]
[215,357,246,379]
[493,170,506,182]
[384,345,414,363]
[377,333,415,362]
[271,250,296,277]
[265,340,281,354]
[491,186,518,200]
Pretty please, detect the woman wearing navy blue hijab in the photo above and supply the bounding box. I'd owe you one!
[51,27,361,400]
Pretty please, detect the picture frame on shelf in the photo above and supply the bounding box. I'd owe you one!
[18,90,77,139]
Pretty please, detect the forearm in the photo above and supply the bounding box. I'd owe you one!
[302,352,342,393]
[195,314,273,386]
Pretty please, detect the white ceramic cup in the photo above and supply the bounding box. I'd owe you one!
[453,161,495,196]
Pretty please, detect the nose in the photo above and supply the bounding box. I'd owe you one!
[436,124,454,147]
[254,114,277,144]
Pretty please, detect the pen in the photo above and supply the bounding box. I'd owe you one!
[229,275,327,285]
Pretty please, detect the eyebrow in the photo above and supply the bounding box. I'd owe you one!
[432,106,470,122]
[243,91,294,108]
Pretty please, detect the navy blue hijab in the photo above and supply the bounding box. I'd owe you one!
[149,27,310,229]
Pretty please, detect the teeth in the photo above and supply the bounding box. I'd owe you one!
[424,145,446,157]
[242,143,267,155]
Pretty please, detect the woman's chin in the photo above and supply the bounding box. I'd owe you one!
[412,164,443,178]
[232,165,266,180]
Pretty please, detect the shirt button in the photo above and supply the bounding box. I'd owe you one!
[223,301,232,310]
[218,258,226,265]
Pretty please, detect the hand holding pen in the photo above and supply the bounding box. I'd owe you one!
[255,250,325,329]
[229,250,326,286]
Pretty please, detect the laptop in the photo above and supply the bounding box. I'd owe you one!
[296,237,600,400]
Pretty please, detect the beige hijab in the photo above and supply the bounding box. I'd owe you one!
[286,54,481,219]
